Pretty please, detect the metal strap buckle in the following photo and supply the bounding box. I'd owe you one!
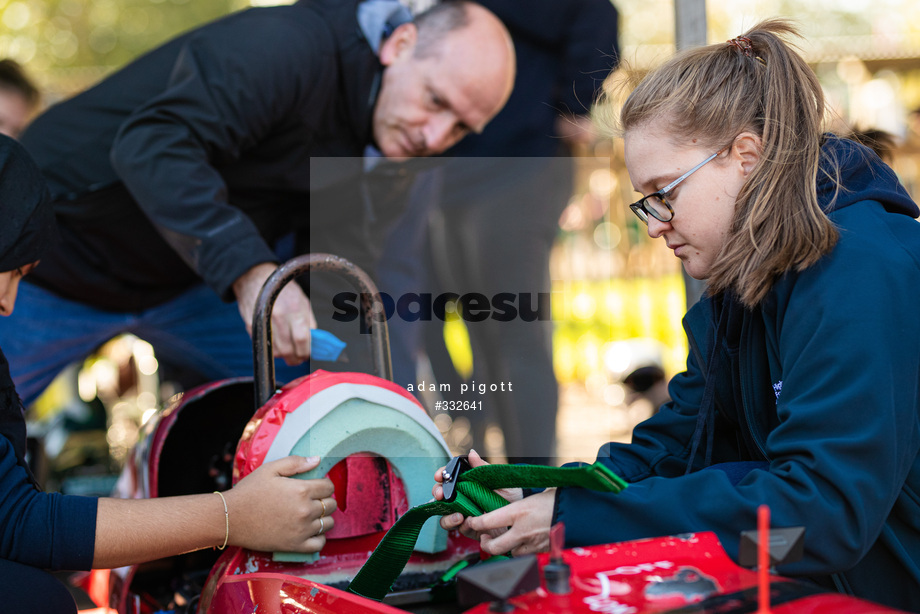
[441,455,471,502]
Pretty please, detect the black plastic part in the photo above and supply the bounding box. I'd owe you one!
[542,560,571,595]
[441,455,471,502]
[738,526,805,568]
[456,555,540,610]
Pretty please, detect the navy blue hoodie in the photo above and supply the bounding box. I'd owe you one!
[0,135,97,571]
[554,136,920,610]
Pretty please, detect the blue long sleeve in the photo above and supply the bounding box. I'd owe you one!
[0,434,97,570]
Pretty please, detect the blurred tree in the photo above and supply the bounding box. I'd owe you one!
[0,0,249,100]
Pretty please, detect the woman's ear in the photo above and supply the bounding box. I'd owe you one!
[379,23,418,67]
[731,132,763,176]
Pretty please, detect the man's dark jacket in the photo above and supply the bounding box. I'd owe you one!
[21,0,398,311]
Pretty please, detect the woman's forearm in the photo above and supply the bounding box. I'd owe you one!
[93,494,226,569]
[91,456,336,569]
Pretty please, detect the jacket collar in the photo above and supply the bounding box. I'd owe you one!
[298,0,411,151]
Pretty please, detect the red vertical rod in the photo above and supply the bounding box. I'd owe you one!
[757,504,771,614]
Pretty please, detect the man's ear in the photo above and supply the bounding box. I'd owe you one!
[732,131,763,176]
[379,22,418,66]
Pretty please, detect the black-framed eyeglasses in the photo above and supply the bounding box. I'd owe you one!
[629,146,728,225]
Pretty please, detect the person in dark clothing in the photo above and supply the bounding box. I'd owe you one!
[377,0,619,465]
[0,134,341,613]
[0,58,40,139]
[0,0,514,405]
[435,20,920,611]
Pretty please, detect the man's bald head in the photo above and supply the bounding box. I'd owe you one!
[412,1,472,59]
[373,1,515,159]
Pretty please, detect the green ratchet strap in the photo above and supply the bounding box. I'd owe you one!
[346,458,628,601]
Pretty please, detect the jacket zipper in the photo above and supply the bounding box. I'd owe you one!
[738,362,769,461]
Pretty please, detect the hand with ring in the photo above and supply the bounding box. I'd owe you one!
[315,495,335,537]
[219,456,337,553]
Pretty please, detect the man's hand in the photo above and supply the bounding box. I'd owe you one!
[233,262,316,365]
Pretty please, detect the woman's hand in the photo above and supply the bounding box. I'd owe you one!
[94,455,337,568]
[225,455,337,553]
[458,489,556,557]
[432,449,524,542]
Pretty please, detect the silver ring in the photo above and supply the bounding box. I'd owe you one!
[320,498,328,518]
[318,516,325,536]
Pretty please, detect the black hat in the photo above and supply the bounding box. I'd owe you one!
[0,134,55,272]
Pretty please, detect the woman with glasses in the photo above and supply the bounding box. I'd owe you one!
[435,19,920,610]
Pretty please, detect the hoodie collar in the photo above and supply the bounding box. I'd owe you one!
[817,134,918,218]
